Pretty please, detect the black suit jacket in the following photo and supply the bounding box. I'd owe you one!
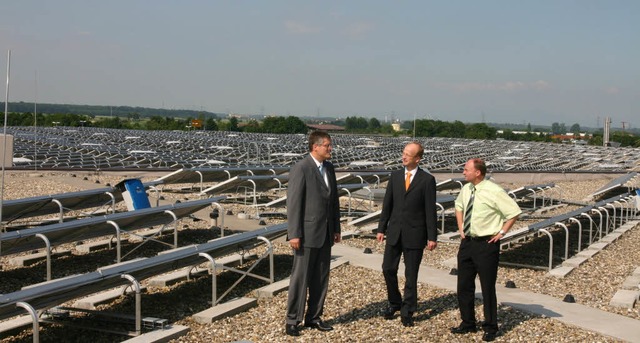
[377,168,438,249]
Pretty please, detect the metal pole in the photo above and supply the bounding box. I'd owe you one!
[1,50,11,242]
[33,70,37,171]
[16,302,39,343]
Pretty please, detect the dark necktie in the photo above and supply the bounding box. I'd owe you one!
[463,185,475,237]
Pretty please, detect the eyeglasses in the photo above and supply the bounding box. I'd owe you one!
[402,152,417,158]
[317,143,333,148]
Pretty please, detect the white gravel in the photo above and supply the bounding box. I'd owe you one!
[0,171,637,342]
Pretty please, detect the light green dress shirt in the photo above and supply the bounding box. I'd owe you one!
[454,179,522,237]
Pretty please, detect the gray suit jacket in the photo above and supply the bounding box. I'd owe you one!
[286,155,340,248]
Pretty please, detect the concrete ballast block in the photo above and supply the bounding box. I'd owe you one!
[254,279,290,299]
[609,290,639,309]
[75,239,113,253]
[547,266,574,278]
[122,324,190,343]
[8,249,71,267]
[621,275,640,290]
[192,297,257,324]
[587,242,609,251]
[576,249,600,259]
[562,256,588,268]
[73,286,147,310]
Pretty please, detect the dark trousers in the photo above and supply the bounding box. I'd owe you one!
[285,235,331,325]
[456,238,500,333]
[382,242,424,317]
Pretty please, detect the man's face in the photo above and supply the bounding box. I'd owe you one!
[402,143,420,169]
[313,138,333,161]
[463,160,480,182]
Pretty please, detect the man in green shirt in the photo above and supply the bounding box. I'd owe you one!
[450,158,521,342]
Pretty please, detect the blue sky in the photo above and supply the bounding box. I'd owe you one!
[1,1,638,128]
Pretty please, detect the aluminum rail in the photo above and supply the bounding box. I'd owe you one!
[0,223,287,321]
[0,197,225,257]
[1,180,162,225]
[500,192,635,270]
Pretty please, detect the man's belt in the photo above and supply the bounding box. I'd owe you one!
[467,235,493,241]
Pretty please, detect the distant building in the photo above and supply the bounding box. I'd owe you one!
[391,123,401,132]
[551,133,592,143]
[306,123,345,132]
[496,130,543,136]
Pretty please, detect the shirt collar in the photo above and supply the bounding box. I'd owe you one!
[311,155,323,168]
[404,166,418,174]
[469,179,488,190]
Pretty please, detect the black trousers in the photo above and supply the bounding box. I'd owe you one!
[382,242,424,317]
[456,238,500,333]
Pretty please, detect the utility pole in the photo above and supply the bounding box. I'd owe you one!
[621,121,628,133]
[413,113,416,138]
[603,117,611,147]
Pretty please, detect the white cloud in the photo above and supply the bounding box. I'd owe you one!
[531,80,550,90]
[604,87,619,94]
[284,21,322,34]
[329,11,344,19]
[344,22,374,39]
[436,80,551,93]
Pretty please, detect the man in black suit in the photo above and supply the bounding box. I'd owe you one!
[377,142,438,327]
[284,131,341,337]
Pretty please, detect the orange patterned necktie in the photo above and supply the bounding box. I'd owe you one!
[405,171,411,191]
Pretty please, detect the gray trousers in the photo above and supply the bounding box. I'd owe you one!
[285,236,331,325]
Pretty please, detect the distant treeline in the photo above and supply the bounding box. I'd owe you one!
[1,110,310,134]
[1,101,221,119]
[1,102,638,147]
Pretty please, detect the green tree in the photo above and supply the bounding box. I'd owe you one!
[243,119,261,133]
[559,123,567,134]
[95,116,125,129]
[570,123,580,134]
[228,117,240,132]
[500,129,517,141]
[589,134,603,146]
[262,116,285,133]
[550,122,567,135]
[611,132,640,147]
[345,116,368,131]
[217,121,229,131]
[284,116,308,133]
[368,117,381,130]
[205,117,218,131]
[145,115,166,130]
[127,112,140,121]
[379,124,394,134]
[465,123,496,139]
[449,120,466,138]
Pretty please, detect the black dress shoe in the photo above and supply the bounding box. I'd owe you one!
[285,324,300,336]
[401,316,414,327]
[482,332,497,341]
[450,325,477,334]
[304,320,333,331]
[383,307,399,320]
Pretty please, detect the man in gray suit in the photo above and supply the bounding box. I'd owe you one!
[285,131,341,337]
[377,142,438,327]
